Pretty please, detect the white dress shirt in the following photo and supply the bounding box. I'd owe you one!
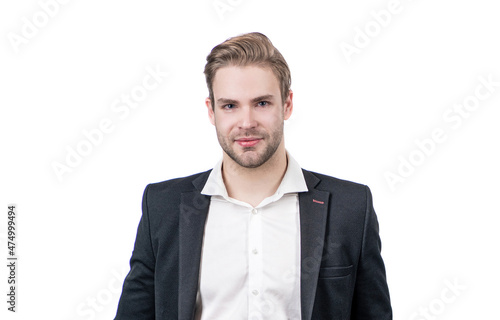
[194,152,308,320]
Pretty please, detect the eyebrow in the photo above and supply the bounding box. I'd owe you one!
[217,94,275,105]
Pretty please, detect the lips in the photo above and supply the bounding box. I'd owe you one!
[235,137,262,147]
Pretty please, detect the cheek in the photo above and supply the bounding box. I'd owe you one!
[214,116,234,135]
[260,113,282,129]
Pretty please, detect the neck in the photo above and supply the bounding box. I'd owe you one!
[221,143,288,207]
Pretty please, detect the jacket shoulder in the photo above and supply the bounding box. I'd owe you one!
[302,169,368,192]
[302,169,375,227]
[146,170,212,195]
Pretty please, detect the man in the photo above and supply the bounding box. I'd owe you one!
[115,32,392,320]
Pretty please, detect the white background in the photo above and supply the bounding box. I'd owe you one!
[1,0,499,319]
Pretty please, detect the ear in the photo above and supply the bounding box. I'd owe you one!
[206,97,215,125]
[283,89,293,120]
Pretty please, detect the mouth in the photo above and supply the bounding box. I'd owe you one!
[235,137,262,147]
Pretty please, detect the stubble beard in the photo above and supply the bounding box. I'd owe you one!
[216,123,284,169]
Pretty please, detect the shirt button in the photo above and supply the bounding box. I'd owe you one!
[252,249,258,254]
[252,290,259,296]
[251,209,257,215]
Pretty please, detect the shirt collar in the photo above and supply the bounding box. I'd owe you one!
[201,151,308,201]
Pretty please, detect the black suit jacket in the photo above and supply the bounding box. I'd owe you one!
[115,169,392,320]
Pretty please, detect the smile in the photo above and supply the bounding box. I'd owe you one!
[235,138,262,147]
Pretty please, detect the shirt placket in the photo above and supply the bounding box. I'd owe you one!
[248,207,264,318]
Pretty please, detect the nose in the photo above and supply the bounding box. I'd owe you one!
[238,106,257,129]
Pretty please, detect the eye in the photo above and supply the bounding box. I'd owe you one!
[223,104,235,110]
[257,101,269,107]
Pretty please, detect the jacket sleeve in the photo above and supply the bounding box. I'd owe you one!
[351,186,392,319]
[115,185,156,319]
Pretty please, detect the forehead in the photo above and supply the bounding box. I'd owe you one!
[212,65,280,100]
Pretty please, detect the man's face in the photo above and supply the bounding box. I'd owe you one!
[206,65,293,168]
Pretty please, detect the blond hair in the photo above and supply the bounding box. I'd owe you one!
[204,32,291,107]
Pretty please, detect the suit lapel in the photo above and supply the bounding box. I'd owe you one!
[178,172,211,320]
[299,170,330,320]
